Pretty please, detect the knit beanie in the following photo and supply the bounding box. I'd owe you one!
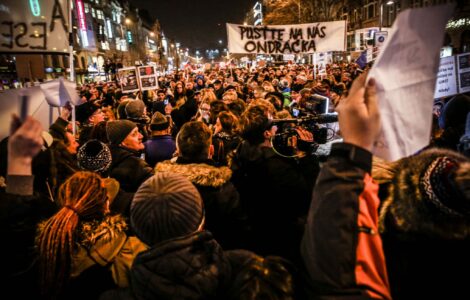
[77,139,112,173]
[117,100,130,120]
[150,111,170,131]
[106,120,136,145]
[125,99,146,119]
[379,148,470,239]
[131,172,203,245]
[438,94,470,130]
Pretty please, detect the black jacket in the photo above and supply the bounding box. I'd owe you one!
[100,231,231,300]
[108,145,153,193]
[230,142,319,265]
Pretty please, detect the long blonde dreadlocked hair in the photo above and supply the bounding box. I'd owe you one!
[36,171,108,299]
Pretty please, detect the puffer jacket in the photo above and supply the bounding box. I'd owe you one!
[100,231,231,300]
[156,158,248,250]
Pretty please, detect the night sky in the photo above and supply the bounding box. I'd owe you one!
[131,0,254,51]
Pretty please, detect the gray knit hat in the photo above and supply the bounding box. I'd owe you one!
[77,140,112,173]
[125,99,146,119]
[106,120,136,145]
[131,172,203,245]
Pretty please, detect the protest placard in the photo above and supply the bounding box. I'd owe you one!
[117,67,139,93]
[137,65,158,91]
[226,21,345,55]
[368,4,454,161]
[0,0,69,53]
[434,56,458,99]
[457,53,470,93]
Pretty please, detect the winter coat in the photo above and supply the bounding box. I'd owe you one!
[378,148,470,299]
[230,141,320,265]
[100,231,231,300]
[108,145,153,193]
[301,143,391,299]
[0,175,57,299]
[155,158,248,250]
[144,135,176,167]
[36,215,147,300]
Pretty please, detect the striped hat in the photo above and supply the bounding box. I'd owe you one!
[131,172,204,245]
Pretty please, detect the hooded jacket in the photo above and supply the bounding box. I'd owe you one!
[155,158,248,250]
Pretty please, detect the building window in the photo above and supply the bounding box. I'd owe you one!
[91,8,96,18]
[97,10,104,20]
[84,3,90,13]
[364,0,376,20]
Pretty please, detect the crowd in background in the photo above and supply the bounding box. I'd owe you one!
[1,61,469,300]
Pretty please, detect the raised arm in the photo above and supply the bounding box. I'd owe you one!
[301,74,391,299]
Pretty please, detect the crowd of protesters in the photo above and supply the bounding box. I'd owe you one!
[1,61,469,300]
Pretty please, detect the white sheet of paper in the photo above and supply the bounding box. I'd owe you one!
[369,4,455,161]
[40,78,81,107]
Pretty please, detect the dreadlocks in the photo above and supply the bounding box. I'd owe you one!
[36,171,108,299]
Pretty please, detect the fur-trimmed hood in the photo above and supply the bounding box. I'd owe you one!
[377,148,470,240]
[155,158,232,188]
[78,214,128,248]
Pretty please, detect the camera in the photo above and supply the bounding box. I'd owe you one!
[304,94,330,115]
[271,114,338,157]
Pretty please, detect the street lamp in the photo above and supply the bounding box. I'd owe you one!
[379,0,394,32]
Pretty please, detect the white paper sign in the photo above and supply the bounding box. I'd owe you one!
[226,21,346,54]
[117,67,140,93]
[434,56,457,99]
[0,87,60,141]
[369,4,455,161]
[457,53,470,94]
[0,0,69,53]
[137,66,158,91]
[40,78,82,107]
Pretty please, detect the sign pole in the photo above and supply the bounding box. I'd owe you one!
[68,0,76,135]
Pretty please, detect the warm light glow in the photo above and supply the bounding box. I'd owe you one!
[125,18,131,24]
[150,32,155,37]
[386,0,394,5]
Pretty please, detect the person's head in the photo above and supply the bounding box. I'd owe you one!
[77,140,113,175]
[373,148,470,239]
[65,131,79,155]
[214,79,222,89]
[228,99,247,117]
[106,120,144,151]
[226,254,295,300]
[253,87,266,99]
[215,111,238,135]
[75,101,104,125]
[131,172,204,245]
[177,121,213,161]
[150,111,170,134]
[156,89,166,101]
[240,102,276,145]
[222,90,238,104]
[37,171,113,297]
[125,99,148,121]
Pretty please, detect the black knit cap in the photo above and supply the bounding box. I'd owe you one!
[131,173,204,245]
[77,140,112,173]
[106,120,136,145]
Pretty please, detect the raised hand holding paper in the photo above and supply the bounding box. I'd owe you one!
[369,4,455,161]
